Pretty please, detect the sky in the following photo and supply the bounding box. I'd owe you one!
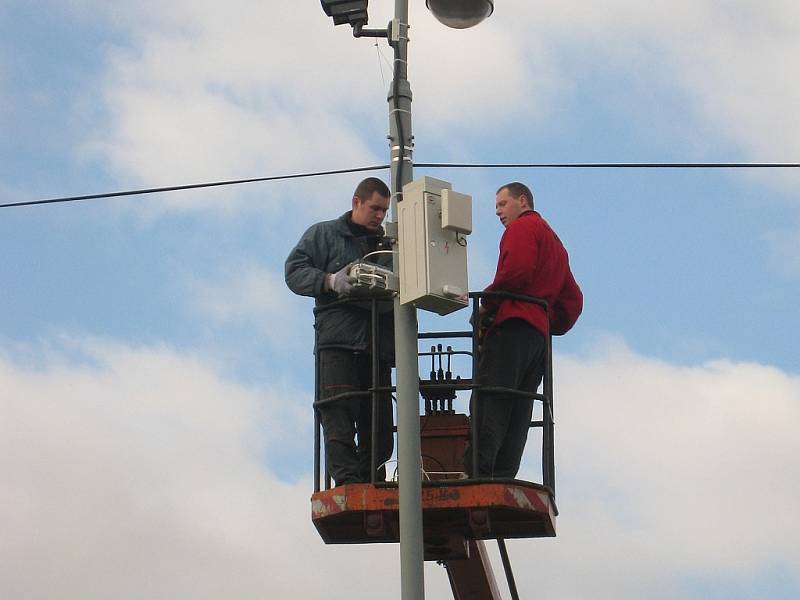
[1,1,799,598]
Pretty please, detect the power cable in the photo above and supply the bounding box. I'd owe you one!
[417,162,800,169]
[0,164,390,209]
[2,161,797,210]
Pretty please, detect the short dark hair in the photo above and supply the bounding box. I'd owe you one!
[354,177,390,202]
[497,182,534,210]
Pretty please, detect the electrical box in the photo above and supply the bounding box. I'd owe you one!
[398,177,471,315]
[441,189,472,234]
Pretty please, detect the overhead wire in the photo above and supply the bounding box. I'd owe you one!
[0,164,390,209]
[375,40,393,88]
[376,41,386,88]
[419,162,800,169]
[1,161,798,210]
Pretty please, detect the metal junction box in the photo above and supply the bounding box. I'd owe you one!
[398,177,471,315]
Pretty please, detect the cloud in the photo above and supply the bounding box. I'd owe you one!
[508,338,800,597]
[0,58,8,119]
[78,1,388,216]
[73,1,569,213]
[187,262,308,351]
[2,335,799,598]
[504,2,800,179]
[414,2,800,192]
[764,222,800,279]
[407,5,564,140]
[0,337,454,599]
[79,0,799,219]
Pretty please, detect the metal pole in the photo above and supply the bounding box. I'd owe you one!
[544,331,555,495]
[497,539,520,600]
[314,343,321,493]
[389,1,425,598]
[471,296,480,477]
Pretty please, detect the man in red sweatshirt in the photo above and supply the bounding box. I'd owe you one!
[466,182,583,479]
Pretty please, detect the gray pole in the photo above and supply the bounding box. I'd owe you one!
[388,1,425,598]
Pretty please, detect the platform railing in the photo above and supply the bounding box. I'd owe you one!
[313,296,393,492]
[312,292,554,497]
[467,291,554,495]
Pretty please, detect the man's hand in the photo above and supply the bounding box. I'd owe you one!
[469,304,489,326]
[329,264,355,296]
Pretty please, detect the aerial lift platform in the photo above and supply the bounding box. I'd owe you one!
[311,293,557,599]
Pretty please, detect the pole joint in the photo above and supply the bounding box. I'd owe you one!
[389,18,410,44]
[352,23,389,38]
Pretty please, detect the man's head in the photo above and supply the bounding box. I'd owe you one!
[351,177,390,232]
[495,182,534,227]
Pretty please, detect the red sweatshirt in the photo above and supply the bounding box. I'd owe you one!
[482,211,583,336]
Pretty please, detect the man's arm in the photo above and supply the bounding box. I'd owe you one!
[550,269,583,335]
[285,225,329,298]
[482,226,535,313]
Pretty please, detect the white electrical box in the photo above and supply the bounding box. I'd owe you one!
[441,189,473,234]
[398,176,471,315]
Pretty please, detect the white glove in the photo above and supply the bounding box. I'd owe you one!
[329,264,355,296]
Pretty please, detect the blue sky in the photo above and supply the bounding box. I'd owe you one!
[2,1,799,598]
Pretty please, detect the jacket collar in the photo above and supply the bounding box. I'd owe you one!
[337,211,385,237]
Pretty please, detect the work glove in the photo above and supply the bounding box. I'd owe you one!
[329,263,355,296]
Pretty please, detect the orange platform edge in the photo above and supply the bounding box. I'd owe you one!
[311,480,556,560]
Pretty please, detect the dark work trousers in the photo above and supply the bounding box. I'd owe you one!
[465,318,546,479]
[318,349,394,485]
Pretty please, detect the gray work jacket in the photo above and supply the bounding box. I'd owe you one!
[285,212,394,360]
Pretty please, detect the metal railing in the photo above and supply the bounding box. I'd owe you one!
[312,296,393,492]
[467,291,555,495]
[312,291,555,496]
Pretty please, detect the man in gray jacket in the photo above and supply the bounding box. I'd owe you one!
[285,177,394,485]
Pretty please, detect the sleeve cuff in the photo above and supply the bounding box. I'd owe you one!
[323,273,335,294]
